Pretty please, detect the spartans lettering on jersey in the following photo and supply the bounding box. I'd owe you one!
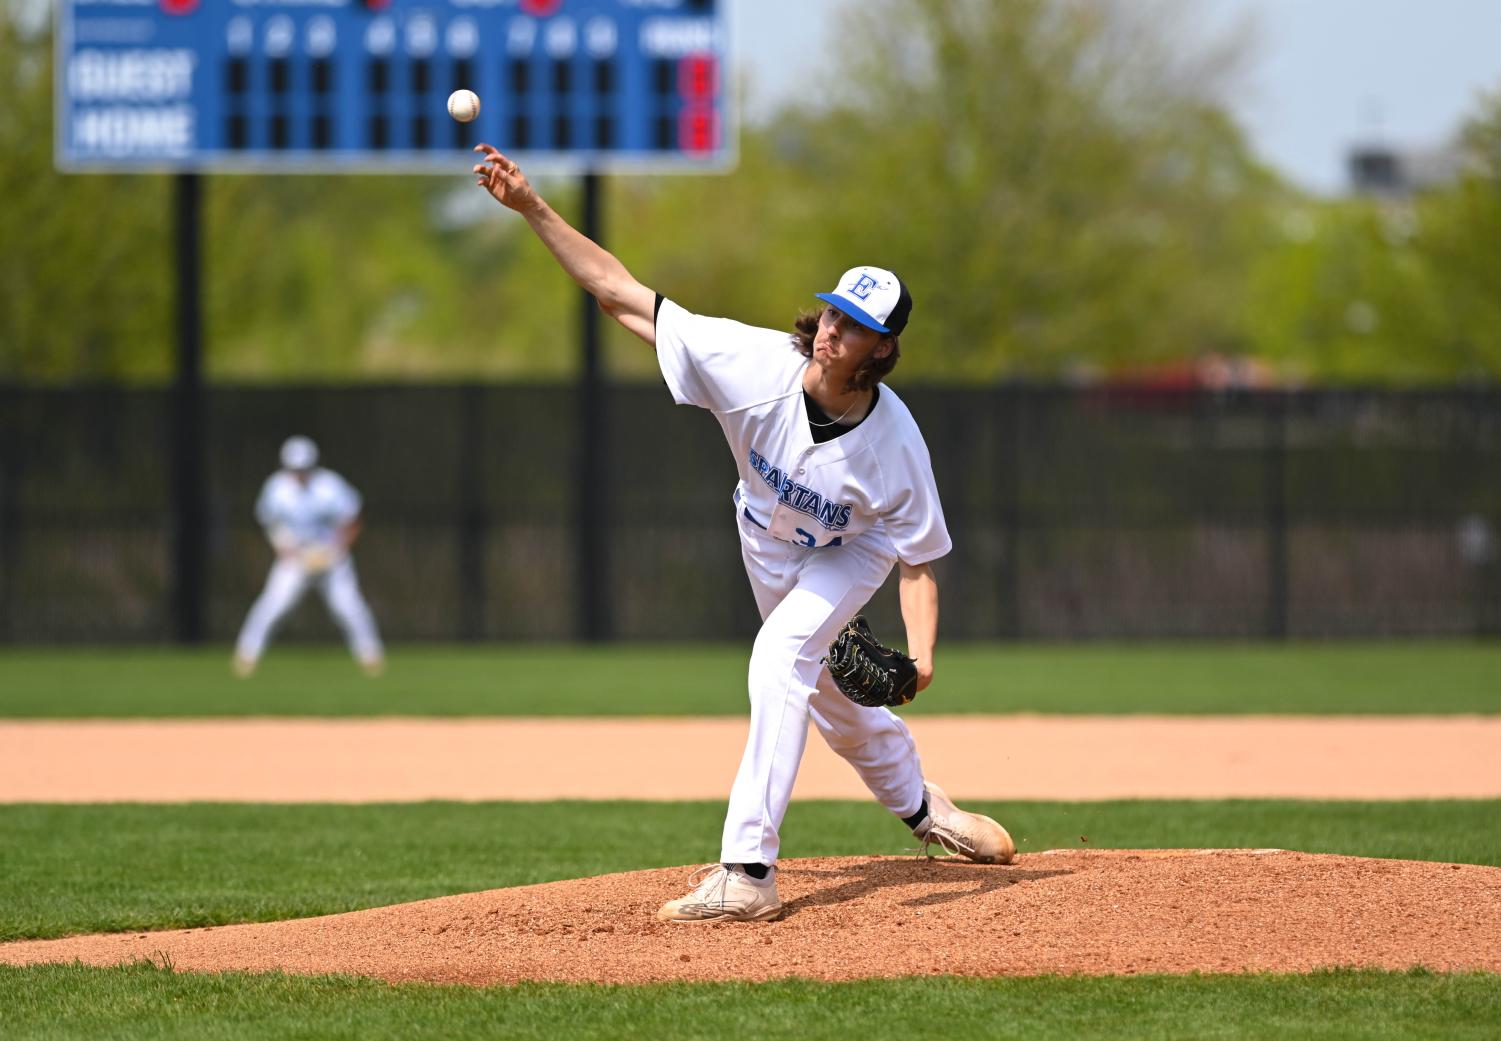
[748,448,854,531]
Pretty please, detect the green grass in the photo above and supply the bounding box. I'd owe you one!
[2,964,1497,1041]
[2,642,1499,717]
[2,800,1498,942]
[3,800,1498,1040]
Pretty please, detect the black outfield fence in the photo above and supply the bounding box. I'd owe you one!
[1,383,1497,644]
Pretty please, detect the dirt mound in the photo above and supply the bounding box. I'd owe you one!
[4,851,1497,984]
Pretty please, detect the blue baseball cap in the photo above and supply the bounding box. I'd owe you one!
[815,266,913,335]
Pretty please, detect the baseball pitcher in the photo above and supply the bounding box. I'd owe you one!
[474,144,1015,923]
[232,436,385,678]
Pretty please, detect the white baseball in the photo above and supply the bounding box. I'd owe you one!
[447,89,481,123]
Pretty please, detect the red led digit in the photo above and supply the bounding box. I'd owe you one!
[679,55,717,100]
[679,108,716,153]
[159,0,198,14]
[520,0,562,15]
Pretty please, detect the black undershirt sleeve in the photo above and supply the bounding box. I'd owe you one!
[654,293,667,386]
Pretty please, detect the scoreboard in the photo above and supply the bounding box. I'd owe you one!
[56,0,733,173]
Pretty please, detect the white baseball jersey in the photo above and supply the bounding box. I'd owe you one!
[655,299,951,564]
[254,468,362,547]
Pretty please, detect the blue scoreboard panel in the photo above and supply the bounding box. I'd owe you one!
[56,0,732,173]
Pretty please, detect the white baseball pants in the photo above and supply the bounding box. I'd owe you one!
[721,504,927,868]
[233,556,384,665]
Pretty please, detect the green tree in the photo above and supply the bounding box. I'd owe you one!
[1245,85,1501,383]
[1411,87,1501,379]
[0,14,173,380]
[1244,201,1453,382]
[710,0,1282,380]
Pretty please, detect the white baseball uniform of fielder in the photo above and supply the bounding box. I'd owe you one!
[233,468,384,667]
[656,298,952,868]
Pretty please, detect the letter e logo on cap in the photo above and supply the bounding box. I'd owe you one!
[849,273,879,300]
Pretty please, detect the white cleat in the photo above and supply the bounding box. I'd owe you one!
[360,657,386,678]
[657,864,782,923]
[912,782,1016,864]
[231,655,257,679]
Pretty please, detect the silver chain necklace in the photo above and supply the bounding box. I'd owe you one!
[806,391,863,428]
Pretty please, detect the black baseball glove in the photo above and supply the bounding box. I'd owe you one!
[823,615,919,708]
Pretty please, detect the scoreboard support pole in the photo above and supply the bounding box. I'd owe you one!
[171,172,208,644]
[577,172,610,642]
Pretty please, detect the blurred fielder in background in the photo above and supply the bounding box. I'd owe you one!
[232,436,385,678]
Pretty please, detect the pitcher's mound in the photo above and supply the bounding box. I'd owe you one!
[3,851,1498,984]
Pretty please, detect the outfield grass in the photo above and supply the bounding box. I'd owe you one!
[2,642,1498,717]
[2,800,1498,942]
[2,964,1497,1041]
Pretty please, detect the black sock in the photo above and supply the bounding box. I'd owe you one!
[727,862,770,880]
[901,799,930,830]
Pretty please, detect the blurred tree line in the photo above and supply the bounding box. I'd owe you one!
[2,0,1498,383]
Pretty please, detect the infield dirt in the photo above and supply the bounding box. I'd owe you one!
[3,850,1498,984]
[4,715,1499,801]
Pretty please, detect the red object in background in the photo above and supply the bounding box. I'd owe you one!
[360,0,394,10]
[679,55,718,100]
[679,108,717,154]
[159,0,198,14]
[520,0,563,15]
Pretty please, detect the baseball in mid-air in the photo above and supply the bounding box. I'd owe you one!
[447,89,481,123]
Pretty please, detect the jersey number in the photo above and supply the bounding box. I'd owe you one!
[795,527,844,549]
[792,525,840,552]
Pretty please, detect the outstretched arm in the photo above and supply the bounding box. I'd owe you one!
[473,144,657,344]
[898,561,938,692]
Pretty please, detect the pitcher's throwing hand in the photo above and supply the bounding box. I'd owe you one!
[473,144,541,215]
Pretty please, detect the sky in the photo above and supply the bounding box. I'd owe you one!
[738,0,1501,195]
